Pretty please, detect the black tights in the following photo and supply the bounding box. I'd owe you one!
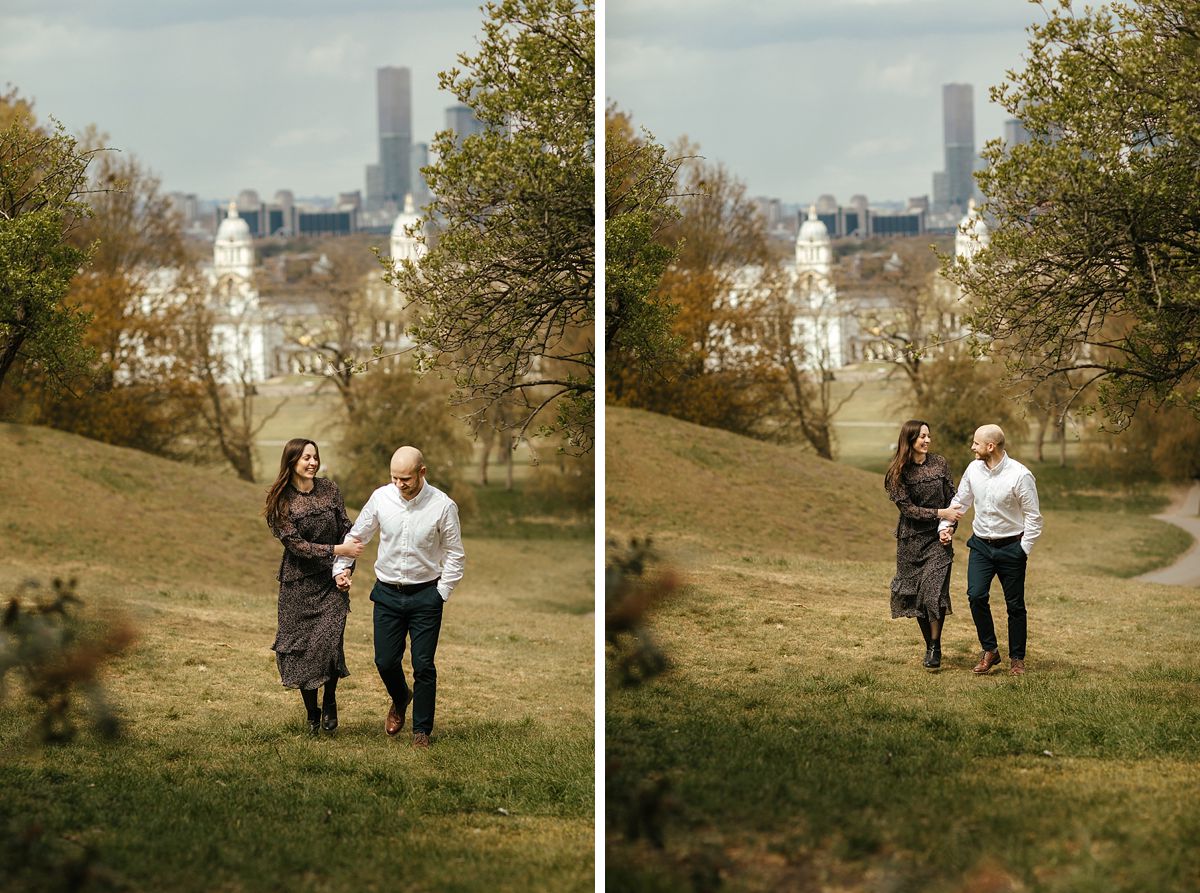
[916,615,943,647]
[300,676,339,720]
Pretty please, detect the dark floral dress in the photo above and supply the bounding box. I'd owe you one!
[268,477,353,690]
[886,453,956,621]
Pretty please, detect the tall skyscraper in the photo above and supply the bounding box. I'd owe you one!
[410,141,430,203]
[940,83,976,213]
[367,66,412,209]
[1003,118,1031,147]
[445,103,485,145]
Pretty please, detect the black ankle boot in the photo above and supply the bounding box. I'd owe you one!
[321,700,338,732]
[923,642,942,669]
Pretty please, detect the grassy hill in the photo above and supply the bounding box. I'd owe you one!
[606,408,1200,893]
[606,407,896,565]
[0,423,593,892]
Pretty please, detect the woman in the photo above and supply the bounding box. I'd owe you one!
[884,420,961,669]
[264,439,364,734]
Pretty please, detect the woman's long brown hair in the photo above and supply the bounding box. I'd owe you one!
[264,438,320,529]
[884,419,929,490]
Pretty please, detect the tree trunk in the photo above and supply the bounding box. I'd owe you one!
[0,331,27,393]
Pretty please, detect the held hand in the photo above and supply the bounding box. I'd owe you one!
[335,536,364,559]
[335,571,352,591]
[938,506,964,523]
[939,527,954,545]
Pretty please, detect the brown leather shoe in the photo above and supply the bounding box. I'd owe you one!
[1009,658,1026,677]
[411,731,431,749]
[973,650,1002,674]
[385,691,412,737]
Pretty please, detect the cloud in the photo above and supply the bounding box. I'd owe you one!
[607,0,1037,49]
[848,136,916,159]
[0,0,482,30]
[287,33,363,77]
[270,127,349,149]
[867,54,937,95]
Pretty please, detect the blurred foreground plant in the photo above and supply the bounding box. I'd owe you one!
[0,578,135,743]
[605,538,678,686]
[606,539,682,853]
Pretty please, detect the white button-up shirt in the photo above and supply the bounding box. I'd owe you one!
[332,481,465,600]
[939,453,1044,555]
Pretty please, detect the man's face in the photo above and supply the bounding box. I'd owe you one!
[390,462,426,500]
[971,429,993,462]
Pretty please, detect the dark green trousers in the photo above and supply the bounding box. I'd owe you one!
[966,535,1028,660]
[371,579,443,735]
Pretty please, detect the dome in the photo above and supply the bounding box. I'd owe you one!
[955,198,989,262]
[797,205,830,244]
[390,194,420,240]
[216,202,251,244]
[390,193,427,263]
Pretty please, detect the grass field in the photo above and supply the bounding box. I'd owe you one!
[606,406,1200,892]
[0,423,594,892]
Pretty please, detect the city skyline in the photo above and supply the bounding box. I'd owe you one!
[0,0,487,200]
[608,0,1039,205]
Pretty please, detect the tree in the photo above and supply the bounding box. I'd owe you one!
[26,135,203,454]
[173,290,283,483]
[620,150,781,436]
[274,235,396,416]
[604,106,683,402]
[917,346,1029,473]
[841,238,957,405]
[335,363,476,513]
[0,91,97,395]
[1084,400,1200,483]
[757,262,858,460]
[952,0,1200,429]
[389,0,594,451]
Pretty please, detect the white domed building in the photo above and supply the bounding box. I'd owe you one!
[955,198,990,265]
[726,205,845,373]
[389,194,427,264]
[206,202,276,383]
[790,205,844,370]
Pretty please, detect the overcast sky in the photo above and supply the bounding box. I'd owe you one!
[1,0,488,200]
[607,0,1042,206]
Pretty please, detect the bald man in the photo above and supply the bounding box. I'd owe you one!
[332,446,465,747]
[938,425,1043,676]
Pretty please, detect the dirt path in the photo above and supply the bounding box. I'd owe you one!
[1137,482,1200,587]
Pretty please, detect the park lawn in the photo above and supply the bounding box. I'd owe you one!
[0,423,594,893]
[606,407,1200,893]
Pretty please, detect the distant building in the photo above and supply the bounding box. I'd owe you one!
[729,206,844,372]
[297,210,356,237]
[210,194,356,238]
[410,142,430,203]
[208,203,275,382]
[954,198,989,266]
[366,66,413,210]
[794,195,924,239]
[389,194,427,263]
[933,83,977,215]
[445,103,485,145]
[1003,118,1031,147]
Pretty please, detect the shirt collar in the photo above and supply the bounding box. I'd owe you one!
[984,452,1009,475]
[395,481,430,508]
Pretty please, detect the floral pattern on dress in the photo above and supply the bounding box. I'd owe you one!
[268,477,353,690]
[885,453,956,620]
